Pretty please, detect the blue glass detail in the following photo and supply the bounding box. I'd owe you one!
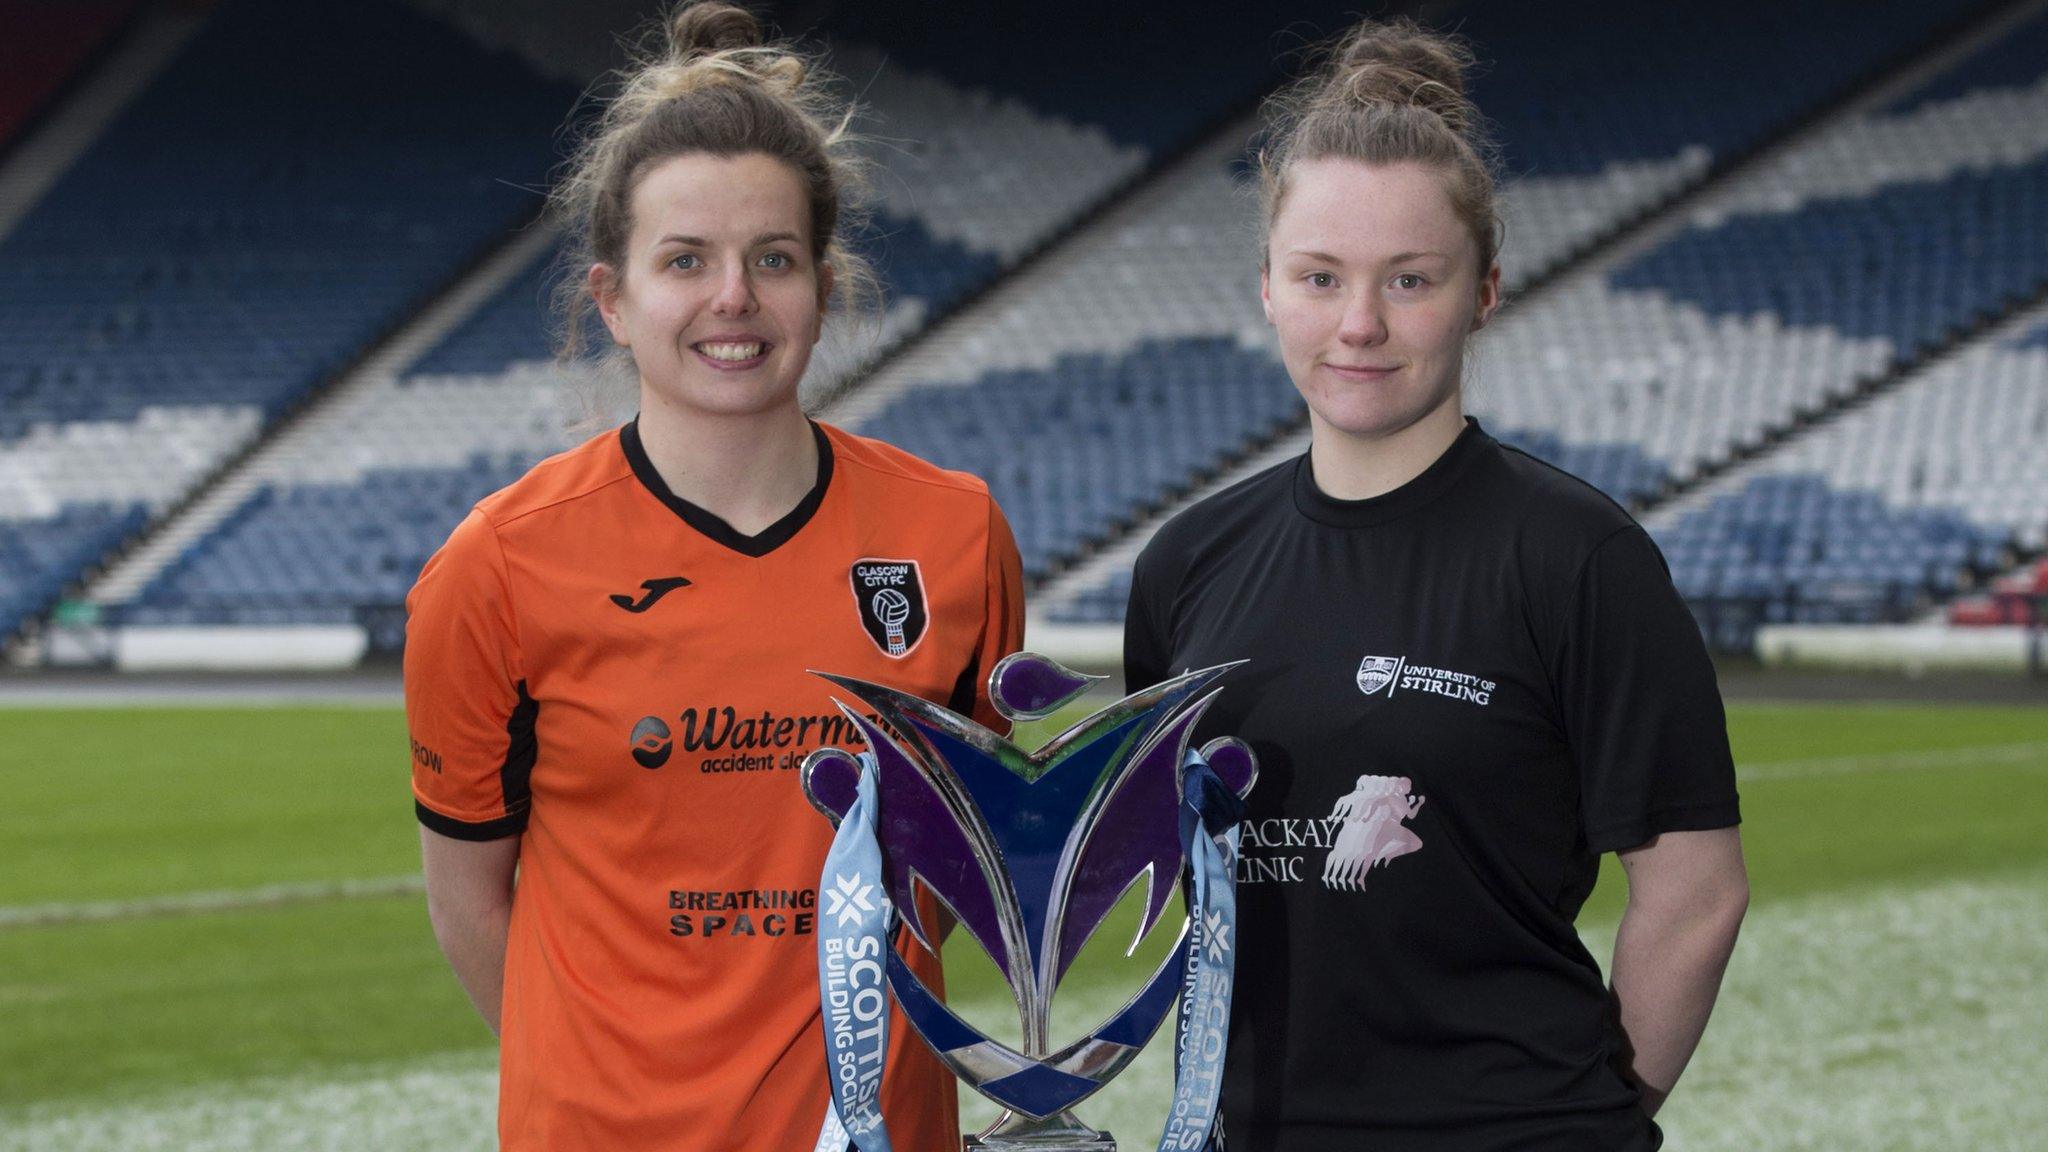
[1092,944,1183,1049]
[982,1064,1102,1119]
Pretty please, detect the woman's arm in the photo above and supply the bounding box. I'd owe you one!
[419,827,521,1037]
[1608,825,1748,1116]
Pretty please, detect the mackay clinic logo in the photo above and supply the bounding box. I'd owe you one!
[850,558,928,657]
[1357,654,1494,706]
[1323,775,1425,891]
[1237,773,1427,892]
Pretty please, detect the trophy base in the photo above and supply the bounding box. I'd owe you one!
[964,1109,1115,1152]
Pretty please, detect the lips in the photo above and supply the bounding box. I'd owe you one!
[696,340,765,362]
[691,338,771,369]
[1324,362,1400,379]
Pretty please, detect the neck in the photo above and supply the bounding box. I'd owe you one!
[635,392,819,536]
[1307,398,1466,502]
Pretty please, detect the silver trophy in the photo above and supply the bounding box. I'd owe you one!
[805,653,1254,1151]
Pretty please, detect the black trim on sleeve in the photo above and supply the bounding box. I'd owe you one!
[620,418,833,557]
[500,679,538,820]
[415,800,526,841]
[946,656,979,718]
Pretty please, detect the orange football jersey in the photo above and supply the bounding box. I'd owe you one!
[406,419,1024,1151]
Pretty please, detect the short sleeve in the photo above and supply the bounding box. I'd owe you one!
[1122,538,1174,696]
[404,508,535,841]
[1553,526,1740,854]
[963,499,1027,733]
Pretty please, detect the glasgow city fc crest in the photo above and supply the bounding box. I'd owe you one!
[1357,655,1405,696]
[850,558,928,658]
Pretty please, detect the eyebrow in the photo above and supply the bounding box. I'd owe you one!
[1282,248,1452,265]
[657,232,803,247]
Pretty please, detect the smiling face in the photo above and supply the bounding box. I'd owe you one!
[1262,158,1500,447]
[591,151,828,421]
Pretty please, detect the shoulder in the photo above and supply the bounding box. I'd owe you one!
[412,430,630,611]
[821,422,1004,531]
[1137,455,1296,578]
[1470,432,1683,647]
[470,425,638,536]
[1463,431,1653,591]
[1485,434,1641,546]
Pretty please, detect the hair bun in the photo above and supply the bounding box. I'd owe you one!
[1330,19,1476,138]
[670,1,764,60]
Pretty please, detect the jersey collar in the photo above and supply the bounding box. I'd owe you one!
[1294,417,1492,529]
[619,418,834,557]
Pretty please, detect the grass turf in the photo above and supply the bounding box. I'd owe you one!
[0,701,2042,1109]
[3,707,418,906]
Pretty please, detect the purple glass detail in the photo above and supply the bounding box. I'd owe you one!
[807,750,862,820]
[1199,737,1258,798]
[991,653,1097,720]
[1052,703,1210,984]
[850,712,1016,983]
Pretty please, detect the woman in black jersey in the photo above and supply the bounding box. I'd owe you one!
[1123,20,1748,1152]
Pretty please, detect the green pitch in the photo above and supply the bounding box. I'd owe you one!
[1,699,2044,1149]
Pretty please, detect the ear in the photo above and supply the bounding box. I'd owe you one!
[1259,264,1275,326]
[1471,262,1502,331]
[589,263,629,346]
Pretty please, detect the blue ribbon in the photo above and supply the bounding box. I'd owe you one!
[1158,750,1243,1152]
[816,760,895,1152]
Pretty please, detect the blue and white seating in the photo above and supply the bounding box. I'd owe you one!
[0,0,574,639]
[1643,312,2048,648]
[62,0,2048,656]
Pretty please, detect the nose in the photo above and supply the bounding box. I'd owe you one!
[711,262,757,317]
[1337,289,1388,347]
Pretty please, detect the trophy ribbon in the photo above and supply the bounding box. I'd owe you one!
[1161,750,1244,1152]
[815,758,896,1152]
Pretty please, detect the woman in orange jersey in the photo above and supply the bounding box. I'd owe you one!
[403,6,1023,1149]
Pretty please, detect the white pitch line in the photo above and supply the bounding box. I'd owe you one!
[1737,741,2048,782]
[0,875,424,931]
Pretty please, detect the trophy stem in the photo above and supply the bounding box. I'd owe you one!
[966,1108,1115,1151]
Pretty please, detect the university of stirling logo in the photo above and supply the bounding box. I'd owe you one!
[850,558,928,658]
[1357,655,1404,696]
[1357,653,1496,706]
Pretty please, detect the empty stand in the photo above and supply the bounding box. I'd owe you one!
[1044,0,2048,631]
[44,0,2048,664]
[0,0,576,639]
[1470,0,1993,283]
[860,336,1304,581]
[1469,0,2048,502]
[1643,312,2048,648]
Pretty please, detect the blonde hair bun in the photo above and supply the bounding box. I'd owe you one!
[669,1,764,58]
[1329,20,1478,139]
[1257,17,1501,271]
